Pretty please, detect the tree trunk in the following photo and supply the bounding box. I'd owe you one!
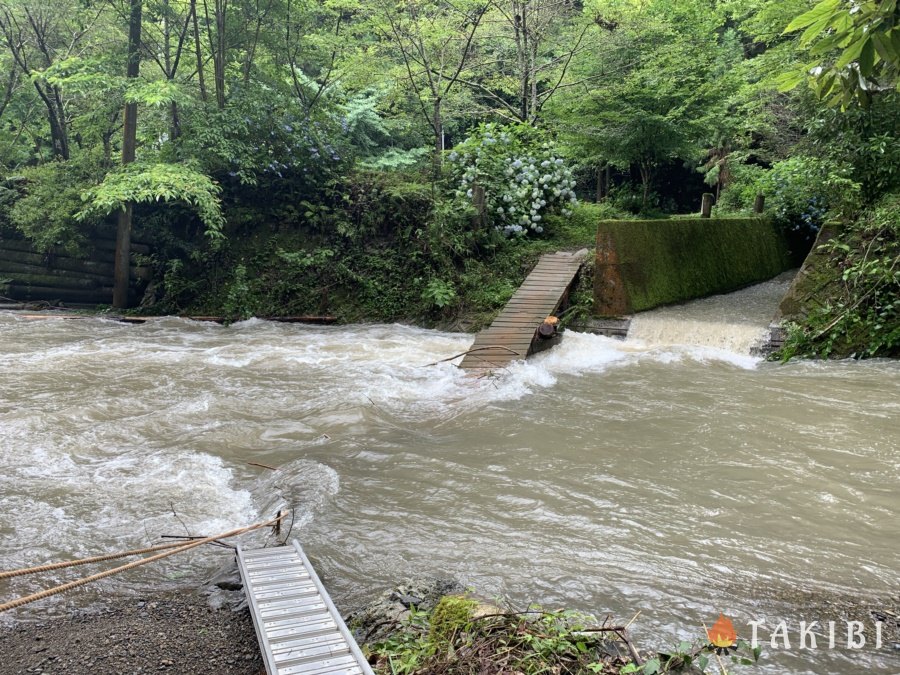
[472,184,486,229]
[201,0,225,108]
[113,0,142,309]
[191,0,207,103]
[32,82,69,159]
[170,101,180,140]
[513,2,527,122]
[528,42,538,124]
[595,163,609,202]
[0,63,16,121]
[213,0,226,109]
[640,163,651,209]
[432,98,442,178]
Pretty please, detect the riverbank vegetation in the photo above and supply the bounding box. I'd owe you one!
[365,595,763,675]
[0,0,897,354]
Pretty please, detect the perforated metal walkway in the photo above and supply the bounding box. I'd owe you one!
[237,542,374,675]
[458,249,588,370]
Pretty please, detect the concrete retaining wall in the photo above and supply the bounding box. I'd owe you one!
[593,217,794,316]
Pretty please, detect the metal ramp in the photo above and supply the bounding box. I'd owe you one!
[237,541,374,675]
[459,249,588,370]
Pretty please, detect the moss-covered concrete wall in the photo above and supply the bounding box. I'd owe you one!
[774,223,840,321]
[594,217,794,316]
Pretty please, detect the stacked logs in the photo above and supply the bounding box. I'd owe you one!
[0,234,152,306]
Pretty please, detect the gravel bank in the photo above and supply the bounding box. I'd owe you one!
[0,591,263,675]
[1,580,897,675]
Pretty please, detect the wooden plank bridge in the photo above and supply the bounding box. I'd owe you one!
[237,542,374,675]
[459,249,588,370]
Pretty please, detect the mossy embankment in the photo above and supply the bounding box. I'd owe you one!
[593,217,797,317]
[149,189,611,330]
[774,194,900,359]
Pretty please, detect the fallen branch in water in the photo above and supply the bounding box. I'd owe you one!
[158,534,234,549]
[246,461,278,471]
[421,346,520,367]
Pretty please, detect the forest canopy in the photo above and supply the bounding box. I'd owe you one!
[0,0,897,354]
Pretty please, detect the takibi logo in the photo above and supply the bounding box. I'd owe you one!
[705,613,888,651]
[706,614,738,654]
[707,614,737,647]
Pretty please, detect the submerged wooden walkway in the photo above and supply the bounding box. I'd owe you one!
[237,542,374,675]
[459,249,588,370]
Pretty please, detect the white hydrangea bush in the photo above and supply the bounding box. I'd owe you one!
[448,123,578,237]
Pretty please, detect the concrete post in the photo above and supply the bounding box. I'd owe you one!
[701,193,714,218]
[754,194,766,214]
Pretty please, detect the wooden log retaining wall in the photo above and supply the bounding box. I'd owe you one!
[0,233,152,306]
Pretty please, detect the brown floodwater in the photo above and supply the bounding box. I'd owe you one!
[1,277,898,673]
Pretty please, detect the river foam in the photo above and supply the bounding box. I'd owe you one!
[2,310,898,674]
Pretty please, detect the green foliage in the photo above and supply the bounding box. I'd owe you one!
[222,262,254,321]
[803,91,900,199]
[553,0,739,209]
[778,0,900,108]
[619,637,761,674]
[43,55,124,99]
[78,163,225,238]
[449,123,578,237]
[340,88,430,171]
[370,598,766,675]
[777,192,900,358]
[361,147,430,172]
[421,278,457,310]
[427,596,477,648]
[177,90,345,186]
[369,602,639,675]
[716,163,769,214]
[760,155,861,236]
[8,160,101,253]
[158,258,206,314]
[124,80,187,108]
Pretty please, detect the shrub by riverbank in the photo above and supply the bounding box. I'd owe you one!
[147,181,610,330]
[775,193,900,359]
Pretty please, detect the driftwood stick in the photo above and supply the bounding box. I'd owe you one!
[0,514,286,613]
[421,346,520,367]
[615,628,644,666]
[158,534,234,549]
[246,461,278,471]
[624,610,641,629]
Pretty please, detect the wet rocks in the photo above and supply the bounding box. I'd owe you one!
[347,577,464,644]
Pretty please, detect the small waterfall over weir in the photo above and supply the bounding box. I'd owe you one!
[625,270,797,354]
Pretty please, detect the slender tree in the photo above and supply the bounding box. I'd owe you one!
[372,0,487,175]
[0,2,85,159]
[112,0,142,308]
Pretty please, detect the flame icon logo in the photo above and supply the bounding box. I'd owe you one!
[707,614,737,648]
